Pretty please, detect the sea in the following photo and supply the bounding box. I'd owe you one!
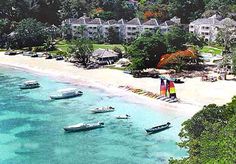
[0,66,187,164]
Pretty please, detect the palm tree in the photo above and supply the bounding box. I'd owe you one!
[76,25,87,39]
[68,39,94,66]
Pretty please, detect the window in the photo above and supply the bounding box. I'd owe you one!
[132,27,136,30]
[127,27,131,30]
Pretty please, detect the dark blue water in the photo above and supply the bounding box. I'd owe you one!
[0,66,187,164]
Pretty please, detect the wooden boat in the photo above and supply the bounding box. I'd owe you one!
[91,106,115,113]
[145,122,171,134]
[64,122,104,132]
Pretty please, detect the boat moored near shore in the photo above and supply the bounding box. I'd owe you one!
[115,114,130,119]
[146,122,171,134]
[50,88,83,100]
[19,80,40,89]
[91,106,115,113]
[64,122,104,132]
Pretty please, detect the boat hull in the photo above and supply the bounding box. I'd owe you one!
[50,91,83,100]
[146,123,171,134]
[64,124,104,132]
[20,85,40,89]
[116,115,130,119]
[91,110,114,113]
[146,126,170,134]
[91,107,115,113]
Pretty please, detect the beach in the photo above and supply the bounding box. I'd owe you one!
[1,52,236,116]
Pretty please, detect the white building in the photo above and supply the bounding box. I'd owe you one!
[142,18,160,33]
[189,15,236,42]
[86,18,104,40]
[62,16,180,42]
[124,18,142,42]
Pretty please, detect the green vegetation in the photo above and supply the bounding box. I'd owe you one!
[170,96,236,163]
[199,46,223,55]
[105,65,126,71]
[1,0,236,26]
[68,39,94,65]
[7,18,48,49]
[128,27,204,70]
[93,44,124,51]
[56,40,124,52]
[128,31,167,70]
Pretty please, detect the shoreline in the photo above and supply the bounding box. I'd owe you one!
[1,53,235,117]
[0,62,198,117]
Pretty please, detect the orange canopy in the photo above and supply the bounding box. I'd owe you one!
[157,49,197,68]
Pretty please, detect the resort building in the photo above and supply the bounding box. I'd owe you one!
[62,16,180,42]
[141,18,160,34]
[189,15,236,42]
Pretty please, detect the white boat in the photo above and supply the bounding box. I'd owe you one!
[63,122,104,132]
[91,106,115,113]
[50,88,83,100]
[19,80,40,89]
[115,114,130,119]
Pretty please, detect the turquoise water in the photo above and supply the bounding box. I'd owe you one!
[0,66,187,164]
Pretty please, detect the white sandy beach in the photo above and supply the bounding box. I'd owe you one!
[1,52,236,116]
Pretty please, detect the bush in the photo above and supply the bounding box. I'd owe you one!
[56,50,68,57]
[32,46,44,52]
[113,47,122,58]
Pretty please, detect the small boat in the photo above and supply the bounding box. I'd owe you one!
[19,80,40,89]
[146,122,171,134]
[64,122,104,132]
[56,55,64,60]
[50,88,83,100]
[174,78,184,84]
[115,114,130,119]
[91,106,115,113]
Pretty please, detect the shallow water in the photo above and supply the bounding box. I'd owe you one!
[0,66,187,164]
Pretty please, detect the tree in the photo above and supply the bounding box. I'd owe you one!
[232,47,236,75]
[99,0,136,20]
[216,19,236,74]
[168,0,205,24]
[8,18,49,48]
[164,26,188,53]
[60,23,72,40]
[170,96,236,163]
[94,11,115,21]
[0,18,11,48]
[216,19,236,54]
[75,25,87,39]
[106,27,120,44]
[128,32,167,70]
[187,32,205,48]
[68,38,94,66]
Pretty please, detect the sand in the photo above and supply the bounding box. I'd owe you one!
[1,52,236,117]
